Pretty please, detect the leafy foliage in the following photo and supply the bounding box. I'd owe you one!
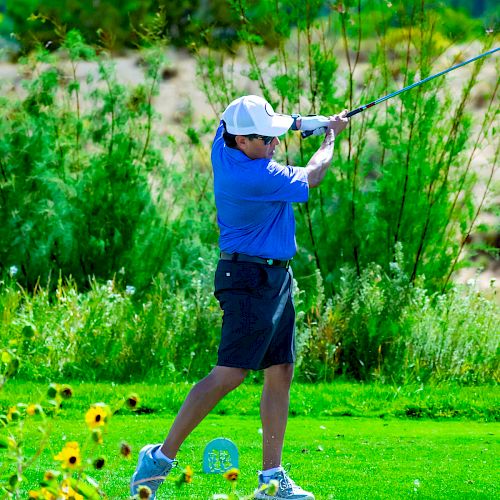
[4,0,155,51]
[197,0,498,294]
[2,0,495,55]
[296,254,499,383]
[1,267,498,384]
[0,31,218,291]
[1,269,221,382]
[0,3,498,382]
[195,0,498,382]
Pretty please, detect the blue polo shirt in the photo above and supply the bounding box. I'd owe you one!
[212,122,309,260]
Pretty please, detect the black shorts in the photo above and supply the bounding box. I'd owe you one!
[214,259,296,371]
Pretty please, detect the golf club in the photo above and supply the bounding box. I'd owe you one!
[301,47,499,137]
[347,47,500,118]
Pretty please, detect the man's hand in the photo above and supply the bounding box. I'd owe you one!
[327,110,349,137]
[299,111,349,138]
[304,110,349,188]
[299,115,330,136]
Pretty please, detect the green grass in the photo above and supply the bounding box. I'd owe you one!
[12,414,500,499]
[1,381,499,498]
[2,381,498,421]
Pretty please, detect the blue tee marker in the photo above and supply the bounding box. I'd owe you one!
[203,438,239,473]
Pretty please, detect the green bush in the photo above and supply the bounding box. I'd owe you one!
[4,0,154,51]
[1,269,220,382]
[1,265,498,383]
[0,30,219,291]
[3,0,236,53]
[434,7,485,40]
[400,282,500,384]
[295,248,499,384]
[1,3,498,383]
[3,1,494,55]
[197,0,497,295]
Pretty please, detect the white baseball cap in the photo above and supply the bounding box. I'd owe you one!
[221,95,293,137]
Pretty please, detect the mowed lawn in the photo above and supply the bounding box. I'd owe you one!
[16,414,500,499]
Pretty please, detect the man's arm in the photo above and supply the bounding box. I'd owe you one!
[304,111,349,188]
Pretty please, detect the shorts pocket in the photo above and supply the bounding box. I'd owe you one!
[214,261,266,298]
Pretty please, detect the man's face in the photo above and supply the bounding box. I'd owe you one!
[236,135,280,160]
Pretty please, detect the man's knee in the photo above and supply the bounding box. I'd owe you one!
[210,366,248,392]
[264,363,294,387]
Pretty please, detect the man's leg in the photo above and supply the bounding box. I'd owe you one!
[257,363,314,499]
[161,365,248,458]
[131,366,247,497]
[260,363,294,469]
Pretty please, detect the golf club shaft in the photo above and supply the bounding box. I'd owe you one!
[346,47,499,118]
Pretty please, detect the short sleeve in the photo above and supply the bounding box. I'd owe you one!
[247,160,309,203]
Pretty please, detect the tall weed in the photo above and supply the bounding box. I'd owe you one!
[0,29,218,291]
[0,269,220,382]
[296,251,499,384]
[401,281,499,384]
[195,0,498,293]
[2,266,497,384]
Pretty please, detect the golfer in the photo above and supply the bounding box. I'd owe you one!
[131,95,349,499]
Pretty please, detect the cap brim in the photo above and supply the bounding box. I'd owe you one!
[257,114,294,137]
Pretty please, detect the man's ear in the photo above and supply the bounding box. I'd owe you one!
[235,135,248,149]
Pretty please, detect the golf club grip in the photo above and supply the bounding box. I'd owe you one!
[346,107,364,118]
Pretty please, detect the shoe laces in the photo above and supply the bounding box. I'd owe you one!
[259,464,298,491]
[280,464,300,492]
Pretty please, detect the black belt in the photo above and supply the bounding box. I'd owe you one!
[220,252,290,268]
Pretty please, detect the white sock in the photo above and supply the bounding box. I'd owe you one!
[154,447,174,463]
[262,466,283,481]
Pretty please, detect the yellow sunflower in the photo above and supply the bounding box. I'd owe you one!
[223,468,239,482]
[125,393,140,409]
[26,404,37,416]
[176,465,194,487]
[6,406,20,422]
[60,385,73,400]
[120,441,132,459]
[85,404,109,429]
[54,442,81,469]
[28,488,57,500]
[184,465,194,484]
[27,404,43,416]
[138,485,152,499]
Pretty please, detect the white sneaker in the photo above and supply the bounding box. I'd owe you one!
[254,468,315,499]
[130,444,175,499]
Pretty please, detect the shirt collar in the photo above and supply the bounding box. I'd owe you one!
[224,143,250,162]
